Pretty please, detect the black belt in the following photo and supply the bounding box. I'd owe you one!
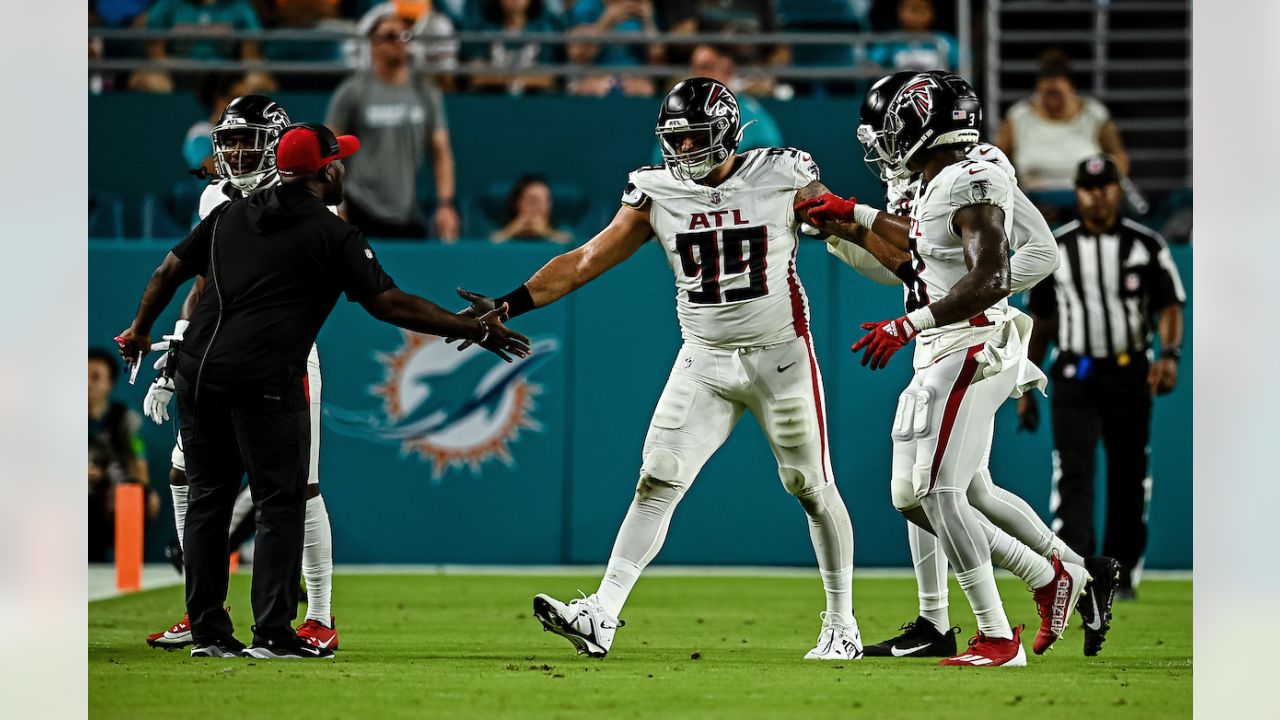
[1053,350,1148,381]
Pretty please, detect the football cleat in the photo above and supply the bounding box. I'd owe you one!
[532,593,621,658]
[296,616,339,651]
[190,636,246,658]
[939,624,1027,667]
[1032,556,1089,654]
[863,615,958,658]
[243,636,334,659]
[146,613,193,650]
[803,611,864,660]
[1078,556,1121,656]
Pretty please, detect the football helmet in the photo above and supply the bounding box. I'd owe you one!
[857,71,918,182]
[876,72,982,178]
[211,95,291,194]
[655,77,743,181]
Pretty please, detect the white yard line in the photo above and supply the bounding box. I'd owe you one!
[90,563,1192,603]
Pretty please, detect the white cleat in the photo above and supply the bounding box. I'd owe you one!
[804,611,864,660]
[532,593,622,658]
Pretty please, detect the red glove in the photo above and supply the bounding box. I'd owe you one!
[850,316,919,370]
[795,193,858,225]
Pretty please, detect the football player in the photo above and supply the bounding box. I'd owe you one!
[818,72,1119,659]
[452,78,886,660]
[803,73,1091,666]
[142,96,339,653]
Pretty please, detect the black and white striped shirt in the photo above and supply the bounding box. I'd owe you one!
[1028,218,1185,357]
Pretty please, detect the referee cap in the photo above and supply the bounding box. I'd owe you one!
[276,123,360,176]
[1074,153,1120,188]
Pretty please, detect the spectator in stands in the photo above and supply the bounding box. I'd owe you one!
[88,348,159,561]
[996,50,1130,192]
[261,0,347,62]
[463,0,561,94]
[650,44,784,163]
[490,175,572,244]
[664,0,788,97]
[565,0,660,97]
[326,9,461,240]
[867,0,959,72]
[131,0,271,93]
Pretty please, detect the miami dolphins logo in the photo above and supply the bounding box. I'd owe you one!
[325,332,560,480]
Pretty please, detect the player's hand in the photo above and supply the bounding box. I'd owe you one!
[474,305,531,363]
[1148,357,1178,396]
[114,328,151,367]
[795,193,858,225]
[143,376,176,425]
[446,287,502,350]
[850,316,919,370]
[1016,394,1039,432]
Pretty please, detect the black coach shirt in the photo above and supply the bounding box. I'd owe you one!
[1028,217,1185,358]
[171,183,395,387]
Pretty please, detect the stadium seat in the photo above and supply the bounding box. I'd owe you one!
[472,180,589,242]
[88,191,125,239]
[141,180,204,239]
[778,0,866,97]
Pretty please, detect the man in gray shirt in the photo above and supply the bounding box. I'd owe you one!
[326,10,459,240]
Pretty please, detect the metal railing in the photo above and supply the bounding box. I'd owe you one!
[88,28,961,82]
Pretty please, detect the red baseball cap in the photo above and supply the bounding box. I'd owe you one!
[276,124,360,175]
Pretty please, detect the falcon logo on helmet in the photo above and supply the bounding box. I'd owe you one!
[656,77,744,182]
[899,77,938,123]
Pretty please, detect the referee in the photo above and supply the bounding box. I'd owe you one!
[116,124,530,658]
[1019,154,1186,600]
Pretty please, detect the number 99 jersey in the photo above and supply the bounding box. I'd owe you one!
[623,148,822,349]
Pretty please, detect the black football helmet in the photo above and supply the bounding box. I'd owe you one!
[875,72,982,177]
[655,77,743,181]
[212,95,291,194]
[857,71,918,182]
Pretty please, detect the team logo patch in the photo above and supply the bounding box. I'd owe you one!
[325,332,560,480]
[709,190,723,205]
[969,179,992,201]
[899,78,938,122]
[703,83,739,118]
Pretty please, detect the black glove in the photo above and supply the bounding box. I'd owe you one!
[446,287,501,350]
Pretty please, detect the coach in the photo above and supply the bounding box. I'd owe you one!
[116,124,529,658]
[1018,154,1185,600]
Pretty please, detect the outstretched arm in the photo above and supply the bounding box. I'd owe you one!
[116,252,198,364]
[362,287,530,362]
[793,180,912,269]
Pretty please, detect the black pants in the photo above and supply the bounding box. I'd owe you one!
[175,374,310,645]
[1050,355,1153,588]
[345,196,428,240]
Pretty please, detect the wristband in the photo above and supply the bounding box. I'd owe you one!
[906,306,937,332]
[437,197,456,210]
[1161,346,1182,362]
[496,285,535,319]
[172,318,190,340]
[852,204,880,229]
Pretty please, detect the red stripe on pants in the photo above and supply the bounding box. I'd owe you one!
[801,333,830,483]
[927,344,984,494]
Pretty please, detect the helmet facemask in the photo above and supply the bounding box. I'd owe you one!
[857,122,897,183]
[880,109,933,180]
[213,124,279,194]
[657,117,731,182]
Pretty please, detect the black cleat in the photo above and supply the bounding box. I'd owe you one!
[243,635,334,659]
[863,616,957,658]
[1078,556,1121,656]
[190,636,246,658]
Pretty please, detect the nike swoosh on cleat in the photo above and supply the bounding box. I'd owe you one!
[891,643,932,657]
[1084,595,1103,631]
[311,636,337,649]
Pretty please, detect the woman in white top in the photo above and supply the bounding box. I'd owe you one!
[996,51,1129,191]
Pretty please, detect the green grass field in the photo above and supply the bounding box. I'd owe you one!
[89,573,1191,719]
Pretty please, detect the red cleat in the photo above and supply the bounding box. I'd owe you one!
[297,616,339,651]
[146,613,193,650]
[939,624,1027,667]
[1032,556,1089,654]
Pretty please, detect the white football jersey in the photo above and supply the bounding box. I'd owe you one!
[907,158,1016,363]
[198,177,340,221]
[624,148,820,349]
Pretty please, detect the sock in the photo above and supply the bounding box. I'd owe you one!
[171,484,188,551]
[969,468,1086,566]
[797,483,855,624]
[302,494,333,623]
[908,521,949,632]
[954,564,1012,640]
[984,521,1055,588]
[594,475,686,619]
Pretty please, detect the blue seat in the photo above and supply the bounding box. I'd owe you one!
[778,0,864,96]
[471,180,590,242]
[89,191,125,239]
[142,180,205,239]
